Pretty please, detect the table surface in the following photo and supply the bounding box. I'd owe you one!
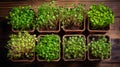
[0,0,120,67]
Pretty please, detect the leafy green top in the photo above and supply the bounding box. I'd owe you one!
[88,36,111,60]
[8,6,34,30]
[63,35,87,60]
[60,4,85,27]
[36,34,60,62]
[88,4,114,29]
[36,2,59,29]
[7,31,36,59]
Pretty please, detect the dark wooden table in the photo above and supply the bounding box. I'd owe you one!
[0,0,120,67]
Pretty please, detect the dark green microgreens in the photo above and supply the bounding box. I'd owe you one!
[8,6,35,30]
[35,34,60,62]
[88,36,111,60]
[36,1,59,30]
[63,35,87,60]
[60,4,85,28]
[88,4,114,29]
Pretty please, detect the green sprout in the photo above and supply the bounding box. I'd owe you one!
[88,36,111,60]
[36,1,59,30]
[35,34,60,62]
[63,35,87,60]
[8,6,35,30]
[88,4,114,29]
[60,4,85,29]
[7,31,36,59]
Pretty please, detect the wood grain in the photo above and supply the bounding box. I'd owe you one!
[0,0,120,67]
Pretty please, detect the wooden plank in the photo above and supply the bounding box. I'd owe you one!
[1,0,120,2]
[107,18,120,38]
[0,8,11,17]
[0,1,120,17]
[0,2,29,7]
[57,0,120,2]
[30,0,120,2]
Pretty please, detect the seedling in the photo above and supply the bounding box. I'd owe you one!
[60,4,85,30]
[36,34,60,62]
[63,35,87,60]
[88,4,114,29]
[8,6,34,30]
[88,36,111,60]
[36,1,59,30]
[7,31,36,60]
